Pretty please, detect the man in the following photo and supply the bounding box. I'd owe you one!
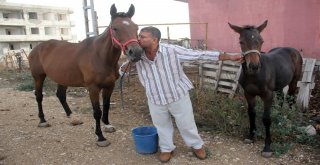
[121,26,242,163]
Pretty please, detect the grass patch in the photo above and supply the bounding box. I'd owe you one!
[190,88,320,156]
[15,71,57,95]
[0,70,58,95]
[190,88,247,135]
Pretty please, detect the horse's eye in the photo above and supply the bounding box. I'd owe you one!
[112,27,118,32]
[239,41,244,45]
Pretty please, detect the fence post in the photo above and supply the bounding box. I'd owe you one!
[199,63,203,89]
[214,61,223,90]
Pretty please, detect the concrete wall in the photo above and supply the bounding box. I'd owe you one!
[188,0,320,58]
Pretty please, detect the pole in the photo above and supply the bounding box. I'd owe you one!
[167,26,170,43]
[83,0,89,38]
[90,0,97,36]
[205,23,208,50]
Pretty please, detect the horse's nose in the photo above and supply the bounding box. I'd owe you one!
[126,47,143,62]
[249,63,259,71]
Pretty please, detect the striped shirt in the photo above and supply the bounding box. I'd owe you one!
[135,43,220,105]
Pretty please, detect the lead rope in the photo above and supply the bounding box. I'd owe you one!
[120,61,131,110]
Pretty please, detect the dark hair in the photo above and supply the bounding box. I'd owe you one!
[140,26,161,42]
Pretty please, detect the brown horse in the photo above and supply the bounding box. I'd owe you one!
[228,20,302,157]
[28,4,143,146]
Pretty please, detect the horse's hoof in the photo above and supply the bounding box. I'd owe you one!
[70,119,83,126]
[261,151,273,158]
[38,122,51,127]
[96,140,111,147]
[103,124,116,133]
[244,138,254,144]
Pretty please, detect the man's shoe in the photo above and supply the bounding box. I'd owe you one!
[193,147,206,160]
[159,151,173,163]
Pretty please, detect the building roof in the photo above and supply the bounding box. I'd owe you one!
[0,1,73,14]
[174,0,188,3]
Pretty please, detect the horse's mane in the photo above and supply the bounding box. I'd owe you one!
[111,12,130,20]
[243,25,257,30]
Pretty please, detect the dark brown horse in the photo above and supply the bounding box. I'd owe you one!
[228,20,302,157]
[28,4,143,146]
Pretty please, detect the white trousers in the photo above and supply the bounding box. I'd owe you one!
[148,93,204,152]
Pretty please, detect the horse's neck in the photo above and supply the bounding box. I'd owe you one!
[94,32,121,67]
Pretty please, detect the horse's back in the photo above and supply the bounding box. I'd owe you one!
[268,47,301,60]
[29,39,74,65]
[28,39,87,86]
[264,47,302,90]
[29,39,73,71]
[267,47,302,72]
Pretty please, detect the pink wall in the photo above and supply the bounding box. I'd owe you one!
[188,0,320,59]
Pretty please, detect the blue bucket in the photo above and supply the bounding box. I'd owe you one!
[132,126,158,154]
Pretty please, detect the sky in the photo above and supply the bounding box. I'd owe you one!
[6,0,190,40]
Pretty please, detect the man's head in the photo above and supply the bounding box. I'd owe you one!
[139,26,161,48]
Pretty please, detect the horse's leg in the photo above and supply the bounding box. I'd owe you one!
[56,84,72,116]
[287,79,299,109]
[56,85,83,126]
[288,56,303,110]
[34,74,50,127]
[244,92,256,144]
[261,91,274,158]
[275,90,284,107]
[102,87,116,133]
[88,86,110,147]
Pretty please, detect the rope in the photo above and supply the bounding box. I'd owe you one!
[119,61,132,110]
[242,49,261,56]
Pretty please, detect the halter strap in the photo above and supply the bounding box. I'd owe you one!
[109,27,139,53]
[242,49,261,56]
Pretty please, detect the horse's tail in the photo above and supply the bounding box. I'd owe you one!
[291,48,303,79]
[291,48,303,74]
[28,41,43,62]
[28,42,47,76]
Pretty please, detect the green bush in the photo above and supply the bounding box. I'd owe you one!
[190,88,247,135]
[16,72,34,91]
[190,88,320,156]
[9,71,57,95]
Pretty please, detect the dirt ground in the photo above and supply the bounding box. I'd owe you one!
[0,74,319,165]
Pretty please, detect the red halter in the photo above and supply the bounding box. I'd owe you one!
[109,27,139,54]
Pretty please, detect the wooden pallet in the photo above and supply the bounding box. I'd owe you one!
[183,58,319,103]
[183,60,241,98]
[297,58,317,111]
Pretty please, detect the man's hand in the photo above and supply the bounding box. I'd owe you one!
[120,62,131,73]
[230,54,244,63]
[219,52,244,63]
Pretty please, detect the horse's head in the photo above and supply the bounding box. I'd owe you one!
[109,4,142,62]
[228,20,268,75]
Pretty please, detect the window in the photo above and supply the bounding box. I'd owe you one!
[58,14,67,21]
[3,13,9,19]
[28,12,38,19]
[43,12,55,21]
[31,28,39,34]
[60,28,69,35]
[9,44,14,50]
[45,27,56,35]
[30,44,33,49]
[5,29,11,35]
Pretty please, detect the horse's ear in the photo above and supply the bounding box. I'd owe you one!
[126,4,135,18]
[110,4,117,17]
[228,22,242,34]
[257,20,268,32]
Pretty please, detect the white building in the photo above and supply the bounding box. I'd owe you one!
[0,0,74,58]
